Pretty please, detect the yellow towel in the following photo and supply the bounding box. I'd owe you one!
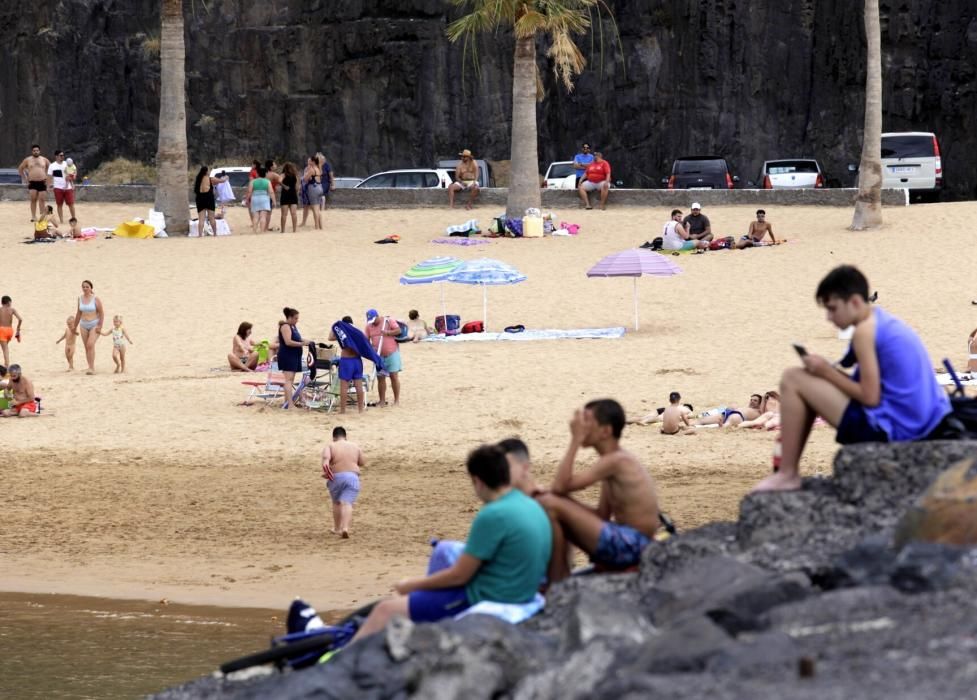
[113,221,155,239]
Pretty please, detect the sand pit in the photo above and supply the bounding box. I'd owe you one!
[0,198,974,610]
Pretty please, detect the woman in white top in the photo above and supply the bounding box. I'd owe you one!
[662,209,708,251]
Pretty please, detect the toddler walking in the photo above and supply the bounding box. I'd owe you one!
[55,315,79,370]
[100,315,133,373]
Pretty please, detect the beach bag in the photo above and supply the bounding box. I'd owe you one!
[394,321,411,343]
[461,320,484,334]
[709,236,735,251]
[435,314,461,336]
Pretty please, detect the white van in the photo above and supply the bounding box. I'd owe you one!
[881,132,942,201]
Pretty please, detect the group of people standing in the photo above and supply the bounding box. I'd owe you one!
[18,145,79,226]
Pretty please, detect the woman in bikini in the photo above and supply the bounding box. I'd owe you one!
[71,279,104,375]
[228,322,259,372]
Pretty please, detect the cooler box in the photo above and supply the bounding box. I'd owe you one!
[522,216,543,238]
[435,314,461,336]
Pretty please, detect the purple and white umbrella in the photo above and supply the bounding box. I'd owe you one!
[586,249,682,330]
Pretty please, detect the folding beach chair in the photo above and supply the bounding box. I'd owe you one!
[241,367,287,405]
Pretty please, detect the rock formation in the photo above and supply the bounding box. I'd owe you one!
[154,441,977,699]
[2,1,975,198]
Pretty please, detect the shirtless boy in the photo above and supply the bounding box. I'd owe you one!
[321,426,365,538]
[55,315,79,370]
[0,296,23,366]
[18,145,50,222]
[735,209,778,249]
[660,392,692,434]
[537,399,659,581]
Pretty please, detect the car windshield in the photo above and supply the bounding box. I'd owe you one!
[767,161,819,174]
[881,135,934,159]
[548,163,576,178]
[674,160,726,174]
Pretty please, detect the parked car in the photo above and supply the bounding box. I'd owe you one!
[662,156,739,190]
[355,169,453,189]
[0,168,22,184]
[333,177,363,189]
[542,161,577,189]
[880,131,943,201]
[210,166,252,188]
[758,158,826,189]
[436,159,494,188]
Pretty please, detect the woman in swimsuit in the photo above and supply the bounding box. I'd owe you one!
[300,156,322,230]
[193,166,224,237]
[278,163,299,233]
[228,322,259,372]
[246,166,273,233]
[71,279,104,375]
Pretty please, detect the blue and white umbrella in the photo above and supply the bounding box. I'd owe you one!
[446,258,527,331]
[399,256,463,326]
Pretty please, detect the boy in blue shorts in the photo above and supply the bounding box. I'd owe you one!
[329,316,383,414]
[753,265,950,492]
[321,426,364,538]
[350,444,551,642]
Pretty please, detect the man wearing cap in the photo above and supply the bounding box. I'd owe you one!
[2,364,38,417]
[682,203,713,242]
[449,149,480,210]
[572,143,594,186]
[577,151,612,210]
[364,309,402,406]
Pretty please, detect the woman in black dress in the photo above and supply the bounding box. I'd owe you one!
[278,162,299,232]
[277,307,310,409]
[193,166,223,236]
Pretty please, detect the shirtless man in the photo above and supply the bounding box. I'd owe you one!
[321,426,365,538]
[18,145,50,222]
[0,296,23,366]
[629,400,694,427]
[735,209,778,249]
[537,399,659,581]
[659,392,692,435]
[2,365,38,417]
[448,149,480,210]
[690,393,763,428]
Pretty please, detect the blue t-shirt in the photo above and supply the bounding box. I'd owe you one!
[463,489,551,604]
[851,307,950,440]
[573,152,595,177]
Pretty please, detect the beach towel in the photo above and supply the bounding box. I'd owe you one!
[446,219,480,235]
[422,327,626,342]
[215,180,235,203]
[330,321,384,370]
[456,593,546,624]
[113,221,155,239]
[432,237,490,246]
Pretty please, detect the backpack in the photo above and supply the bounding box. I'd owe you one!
[924,360,977,440]
[461,320,484,334]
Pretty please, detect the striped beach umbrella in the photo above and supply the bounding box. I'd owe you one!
[400,256,463,327]
[446,258,527,331]
[586,249,682,330]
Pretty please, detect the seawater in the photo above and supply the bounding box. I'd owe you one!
[0,591,304,699]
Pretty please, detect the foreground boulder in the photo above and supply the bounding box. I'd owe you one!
[895,456,977,547]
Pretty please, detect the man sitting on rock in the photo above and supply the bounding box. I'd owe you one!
[538,399,660,581]
[753,265,951,493]
[350,444,551,642]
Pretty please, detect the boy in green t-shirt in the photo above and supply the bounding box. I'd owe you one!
[351,444,552,642]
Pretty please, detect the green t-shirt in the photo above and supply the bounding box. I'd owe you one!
[463,489,552,604]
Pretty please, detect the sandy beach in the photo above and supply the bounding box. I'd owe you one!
[1,198,974,612]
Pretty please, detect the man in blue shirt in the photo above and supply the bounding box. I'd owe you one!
[573,143,594,185]
[350,444,551,642]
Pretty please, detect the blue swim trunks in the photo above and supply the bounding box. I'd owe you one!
[592,522,651,569]
[326,471,360,504]
[338,357,363,382]
[382,349,403,374]
[408,586,471,623]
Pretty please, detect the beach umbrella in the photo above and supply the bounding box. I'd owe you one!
[446,258,527,331]
[399,256,463,326]
[586,249,682,331]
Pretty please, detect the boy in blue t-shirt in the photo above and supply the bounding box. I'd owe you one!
[350,445,552,642]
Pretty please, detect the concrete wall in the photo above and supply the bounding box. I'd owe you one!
[0,184,908,208]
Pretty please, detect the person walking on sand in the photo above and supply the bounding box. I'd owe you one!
[364,309,402,406]
[0,296,23,367]
[18,144,50,222]
[246,166,273,233]
[100,315,133,373]
[752,265,951,493]
[55,315,79,370]
[71,279,104,375]
[321,426,365,538]
[2,365,38,417]
[329,317,385,414]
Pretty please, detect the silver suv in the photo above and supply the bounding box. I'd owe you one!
[355,169,452,189]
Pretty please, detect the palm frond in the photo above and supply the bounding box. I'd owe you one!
[546,29,587,91]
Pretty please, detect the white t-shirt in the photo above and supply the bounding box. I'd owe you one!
[662,220,687,250]
[47,161,70,190]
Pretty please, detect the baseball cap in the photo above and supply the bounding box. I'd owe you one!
[691,202,702,210]
[366,309,379,322]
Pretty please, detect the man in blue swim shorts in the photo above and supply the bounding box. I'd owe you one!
[329,316,383,414]
[321,426,364,538]
[537,399,661,582]
[350,444,551,643]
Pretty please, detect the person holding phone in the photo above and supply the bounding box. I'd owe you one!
[753,265,951,492]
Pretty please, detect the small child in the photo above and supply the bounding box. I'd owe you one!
[65,158,77,185]
[321,426,365,538]
[66,217,82,239]
[660,391,693,435]
[100,315,134,373]
[55,315,79,370]
[0,296,23,366]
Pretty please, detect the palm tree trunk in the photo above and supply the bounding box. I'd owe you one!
[156,0,189,236]
[851,0,883,230]
[506,35,542,221]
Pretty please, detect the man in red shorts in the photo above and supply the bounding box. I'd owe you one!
[577,151,612,210]
[18,144,50,222]
[47,150,76,224]
[2,365,38,417]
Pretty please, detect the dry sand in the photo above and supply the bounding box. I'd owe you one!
[1,198,974,611]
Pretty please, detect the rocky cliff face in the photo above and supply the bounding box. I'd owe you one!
[3,0,975,198]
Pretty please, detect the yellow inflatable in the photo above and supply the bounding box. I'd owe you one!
[113,221,155,239]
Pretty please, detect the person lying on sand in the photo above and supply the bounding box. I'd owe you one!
[537,400,659,581]
[690,393,764,429]
[349,445,551,643]
[731,392,781,430]
[735,209,778,249]
[752,265,951,493]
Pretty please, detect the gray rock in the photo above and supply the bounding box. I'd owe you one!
[560,590,657,653]
[639,521,738,586]
[522,570,639,638]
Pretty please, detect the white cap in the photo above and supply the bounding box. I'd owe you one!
[66,157,73,165]
[691,202,701,210]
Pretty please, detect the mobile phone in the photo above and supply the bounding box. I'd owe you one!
[792,343,808,358]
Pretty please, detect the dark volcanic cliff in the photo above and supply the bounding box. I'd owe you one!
[3,0,975,198]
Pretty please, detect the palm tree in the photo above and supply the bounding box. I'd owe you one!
[447,1,607,220]
[155,0,189,236]
[851,0,883,230]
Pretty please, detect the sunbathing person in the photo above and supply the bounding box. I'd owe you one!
[538,399,659,582]
[349,444,551,642]
[407,309,434,342]
[732,391,781,430]
[691,394,764,428]
[228,322,259,372]
[735,209,778,249]
[752,265,951,492]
